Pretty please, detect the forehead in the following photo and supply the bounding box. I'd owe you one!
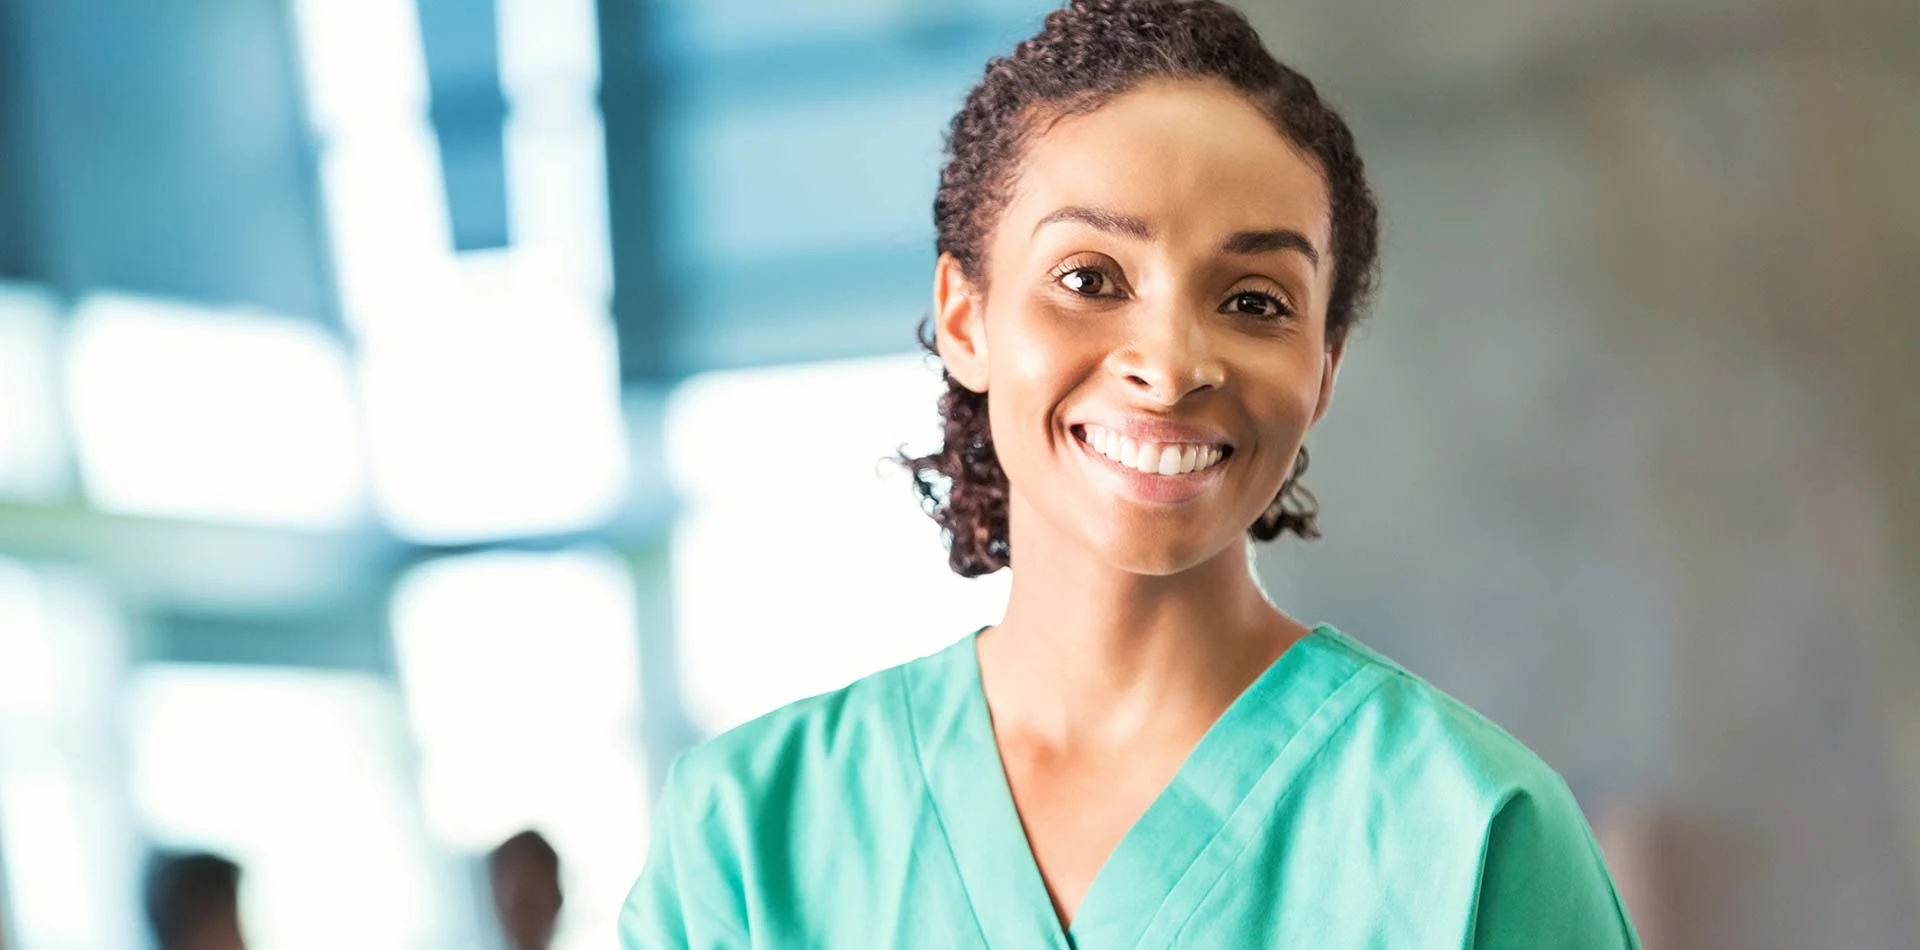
[1001,78,1331,251]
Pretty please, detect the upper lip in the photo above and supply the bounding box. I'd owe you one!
[1071,415,1236,449]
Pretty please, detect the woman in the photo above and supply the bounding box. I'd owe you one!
[622,2,1640,946]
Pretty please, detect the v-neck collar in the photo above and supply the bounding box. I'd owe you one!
[901,624,1387,950]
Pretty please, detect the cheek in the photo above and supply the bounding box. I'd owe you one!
[994,298,1086,379]
[1242,347,1329,440]
[987,299,1099,421]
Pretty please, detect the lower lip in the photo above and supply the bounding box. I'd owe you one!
[1071,427,1229,505]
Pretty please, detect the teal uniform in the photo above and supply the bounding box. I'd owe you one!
[621,624,1640,948]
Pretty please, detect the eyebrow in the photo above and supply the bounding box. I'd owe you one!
[1221,229,1321,269]
[1033,205,1322,268]
[1032,206,1153,240]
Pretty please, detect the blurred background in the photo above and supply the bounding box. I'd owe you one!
[0,0,1914,947]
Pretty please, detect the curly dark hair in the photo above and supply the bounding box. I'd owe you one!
[900,0,1381,577]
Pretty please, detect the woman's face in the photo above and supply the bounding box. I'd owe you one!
[937,78,1343,576]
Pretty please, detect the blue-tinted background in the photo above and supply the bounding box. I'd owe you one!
[1,1,1917,948]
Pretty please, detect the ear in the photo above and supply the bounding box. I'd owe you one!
[932,253,989,393]
[1311,332,1347,425]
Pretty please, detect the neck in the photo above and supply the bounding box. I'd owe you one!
[978,492,1307,751]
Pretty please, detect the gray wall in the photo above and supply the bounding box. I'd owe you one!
[1249,1,1920,945]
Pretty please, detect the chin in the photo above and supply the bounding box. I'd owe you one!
[1090,525,1236,577]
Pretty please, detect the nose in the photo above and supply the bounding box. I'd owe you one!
[1106,305,1227,405]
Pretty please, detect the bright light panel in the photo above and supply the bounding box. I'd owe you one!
[502,106,612,307]
[500,0,613,330]
[316,124,458,328]
[497,0,600,96]
[357,261,628,543]
[290,0,455,335]
[392,548,642,757]
[63,295,365,529]
[288,0,431,134]
[0,283,69,502]
[0,560,140,950]
[665,352,1009,734]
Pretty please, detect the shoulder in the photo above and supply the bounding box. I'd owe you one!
[1310,627,1638,946]
[1312,626,1581,814]
[661,637,959,816]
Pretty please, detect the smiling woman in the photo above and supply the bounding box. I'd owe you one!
[621,2,1640,948]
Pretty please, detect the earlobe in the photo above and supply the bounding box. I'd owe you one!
[1311,335,1346,424]
[932,253,989,393]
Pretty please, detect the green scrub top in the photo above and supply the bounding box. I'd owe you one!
[620,624,1641,948]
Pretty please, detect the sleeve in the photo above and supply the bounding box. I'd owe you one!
[618,757,750,949]
[1467,781,1642,950]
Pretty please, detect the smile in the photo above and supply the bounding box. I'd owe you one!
[1077,423,1229,475]
[1069,423,1234,505]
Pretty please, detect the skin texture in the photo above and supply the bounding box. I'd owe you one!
[933,77,1346,929]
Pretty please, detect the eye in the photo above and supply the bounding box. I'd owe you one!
[1059,267,1108,296]
[1221,291,1292,320]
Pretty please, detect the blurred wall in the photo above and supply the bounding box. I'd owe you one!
[0,0,335,318]
[1245,0,1920,946]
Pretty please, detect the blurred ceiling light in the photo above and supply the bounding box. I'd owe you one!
[665,351,943,500]
[290,0,456,334]
[499,0,613,306]
[357,254,628,543]
[391,547,642,761]
[0,282,71,502]
[497,0,600,96]
[316,122,459,327]
[0,768,104,949]
[127,665,439,950]
[0,559,55,720]
[664,352,1008,734]
[503,101,612,307]
[0,560,140,950]
[63,294,366,529]
[288,0,431,135]
[0,561,124,725]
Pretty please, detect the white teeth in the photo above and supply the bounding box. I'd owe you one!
[1080,424,1226,476]
[1128,445,1150,473]
[1155,445,1181,475]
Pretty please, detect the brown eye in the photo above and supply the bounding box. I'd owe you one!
[1060,268,1106,296]
[1223,291,1289,319]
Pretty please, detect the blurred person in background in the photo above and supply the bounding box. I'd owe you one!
[489,830,563,950]
[143,851,245,950]
[620,1,1637,946]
